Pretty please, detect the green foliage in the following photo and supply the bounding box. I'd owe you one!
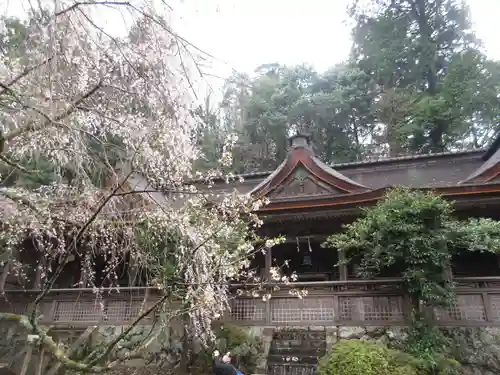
[190,324,262,375]
[213,324,262,374]
[349,0,499,153]
[326,187,500,308]
[0,157,60,188]
[326,187,457,307]
[403,317,460,375]
[198,63,378,173]
[317,340,419,375]
[135,221,182,286]
[194,0,500,170]
[326,187,500,374]
[449,218,500,253]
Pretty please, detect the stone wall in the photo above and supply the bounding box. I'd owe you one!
[2,323,500,375]
[331,325,500,375]
[241,325,500,375]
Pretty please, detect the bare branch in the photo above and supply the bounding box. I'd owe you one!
[0,155,35,174]
[2,80,104,144]
[29,169,134,321]
[86,292,170,366]
[0,56,55,96]
[54,1,132,19]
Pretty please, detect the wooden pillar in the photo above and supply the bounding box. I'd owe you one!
[129,256,139,286]
[444,266,453,281]
[33,267,42,289]
[338,250,347,281]
[33,252,45,289]
[0,260,12,293]
[79,255,90,287]
[264,247,272,281]
[264,247,272,324]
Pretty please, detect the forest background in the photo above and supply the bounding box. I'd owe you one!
[185,0,500,173]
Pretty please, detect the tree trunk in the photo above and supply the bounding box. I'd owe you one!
[413,0,445,152]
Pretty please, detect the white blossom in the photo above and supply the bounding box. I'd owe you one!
[0,0,280,346]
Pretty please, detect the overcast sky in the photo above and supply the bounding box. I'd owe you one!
[3,0,500,93]
[172,0,500,76]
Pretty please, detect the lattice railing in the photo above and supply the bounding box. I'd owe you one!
[270,297,336,323]
[2,278,500,326]
[434,294,487,322]
[228,278,500,326]
[0,289,160,326]
[338,295,405,322]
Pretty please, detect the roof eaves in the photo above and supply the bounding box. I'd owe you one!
[483,132,500,161]
[234,148,486,180]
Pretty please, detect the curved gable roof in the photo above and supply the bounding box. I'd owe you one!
[250,134,370,202]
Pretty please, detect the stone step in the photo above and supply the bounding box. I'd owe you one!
[268,363,317,375]
[269,347,326,355]
[270,345,325,353]
[267,354,324,365]
[271,339,326,346]
[269,345,326,354]
[267,329,326,375]
[272,332,326,341]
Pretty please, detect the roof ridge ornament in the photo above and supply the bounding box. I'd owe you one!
[288,133,313,153]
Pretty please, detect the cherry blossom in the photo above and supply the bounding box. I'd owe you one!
[0,0,286,369]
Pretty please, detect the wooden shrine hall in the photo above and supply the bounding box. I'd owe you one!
[2,134,500,328]
[224,133,500,326]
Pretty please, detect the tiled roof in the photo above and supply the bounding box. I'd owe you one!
[236,148,486,179]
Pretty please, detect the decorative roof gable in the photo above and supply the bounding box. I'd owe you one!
[250,134,370,201]
[460,134,500,184]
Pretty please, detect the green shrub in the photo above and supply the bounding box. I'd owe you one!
[214,324,262,374]
[317,340,420,375]
[190,324,262,375]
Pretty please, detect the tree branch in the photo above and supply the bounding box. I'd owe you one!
[54,1,132,19]
[0,155,35,174]
[0,313,107,372]
[1,80,104,145]
[0,56,55,96]
[29,169,134,323]
[86,293,169,366]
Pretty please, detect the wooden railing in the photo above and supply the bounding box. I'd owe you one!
[0,288,159,326]
[227,277,500,326]
[1,278,500,327]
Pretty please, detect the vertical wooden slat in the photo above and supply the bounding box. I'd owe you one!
[338,250,347,281]
[265,247,272,281]
[482,292,492,322]
[0,260,12,293]
[332,295,339,323]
